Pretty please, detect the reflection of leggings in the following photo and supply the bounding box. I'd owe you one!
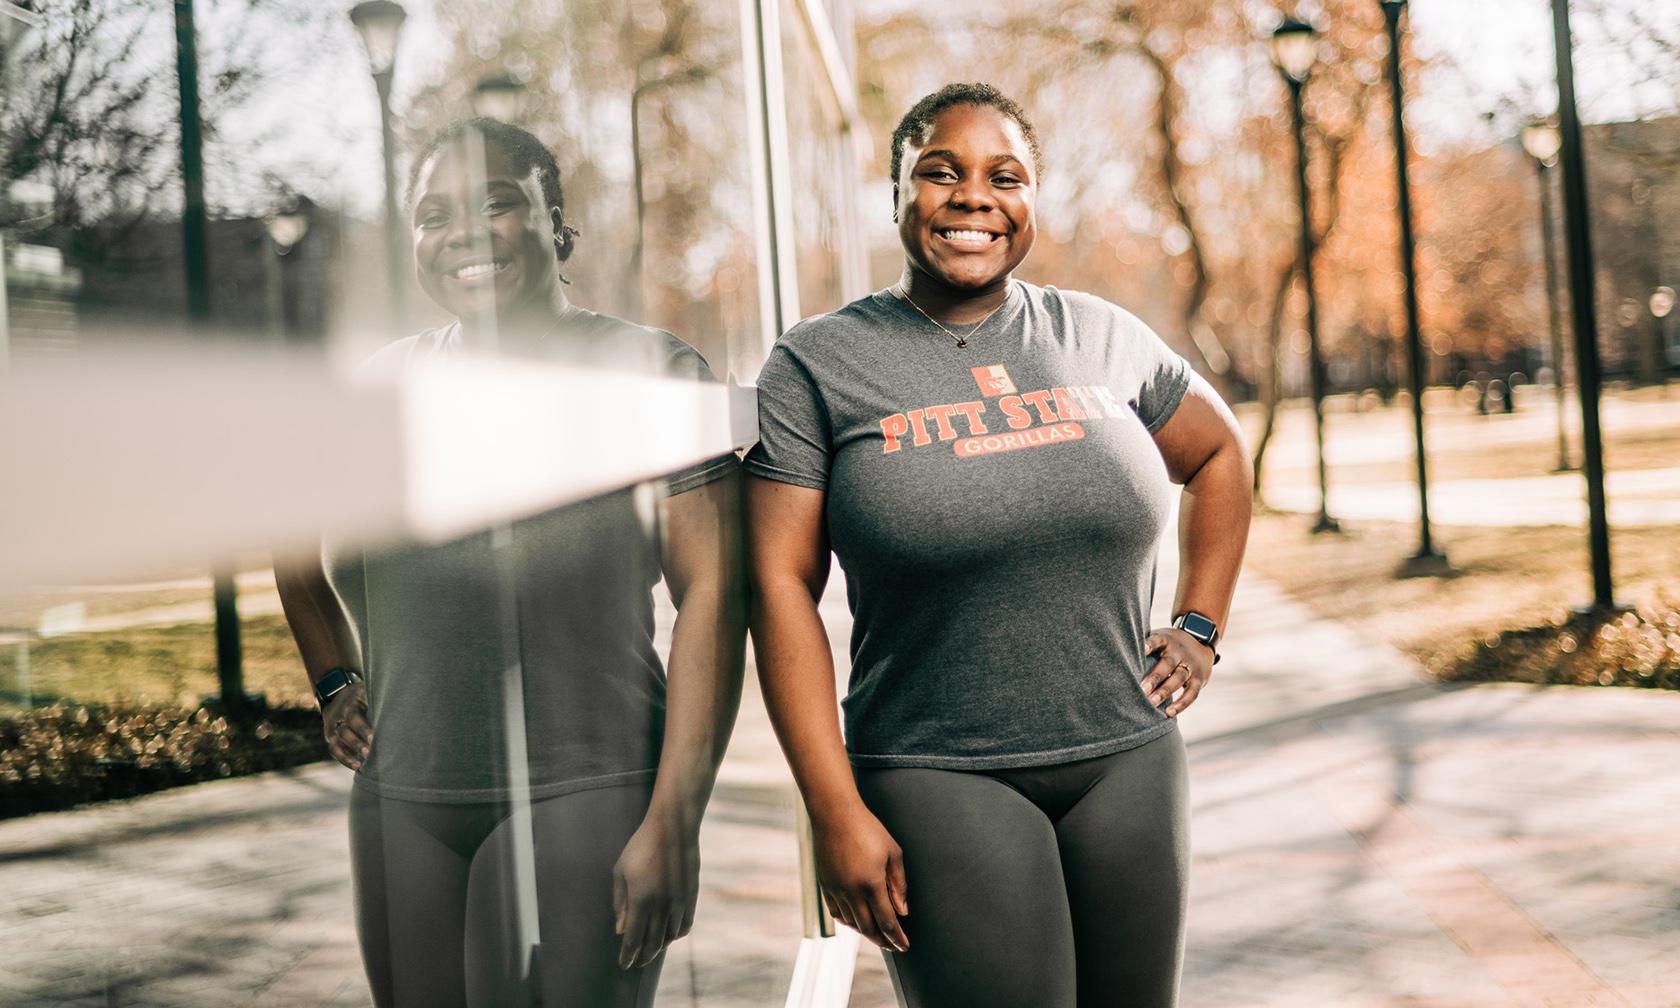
[349,779,661,1008]
[855,725,1189,1008]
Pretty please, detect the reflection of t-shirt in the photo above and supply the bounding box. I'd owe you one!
[744,281,1190,770]
[327,311,736,802]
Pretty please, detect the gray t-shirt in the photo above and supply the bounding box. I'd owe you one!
[744,281,1190,770]
[327,310,736,802]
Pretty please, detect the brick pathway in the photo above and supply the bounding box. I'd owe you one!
[3,561,1678,1006]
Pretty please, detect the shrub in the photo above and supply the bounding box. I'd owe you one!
[1440,598,1680,690]
[0,702,328,819]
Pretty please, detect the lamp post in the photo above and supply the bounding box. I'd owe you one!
[1271,17,1338,534]
[1652,285,1675,369]
[0,2,44,366]
[174,0,250,719]
[1376,0,1448,574]
[473,71,527,122]
[1520,118,1572,472]
[263,194,312,344]
[349,1,407,326]
[1548,0,1615,611]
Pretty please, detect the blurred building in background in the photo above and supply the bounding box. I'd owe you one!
[1584,115,1680,379]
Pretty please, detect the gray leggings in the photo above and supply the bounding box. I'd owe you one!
[348,779,661,1008]
[855,725,1189,1008]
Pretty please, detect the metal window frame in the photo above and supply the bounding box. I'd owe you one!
[740,1,871,1004]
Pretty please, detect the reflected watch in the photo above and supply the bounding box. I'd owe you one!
[314,667,362,708]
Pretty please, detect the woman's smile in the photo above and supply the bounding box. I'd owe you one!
[443,258,511,282]
[932,226,1004,251]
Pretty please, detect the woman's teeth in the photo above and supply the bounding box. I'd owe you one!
[938,229,998,243]
[448,261,507,280]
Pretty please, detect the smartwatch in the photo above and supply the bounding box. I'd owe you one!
[1171,612,1222,665]
[314,667,363,707]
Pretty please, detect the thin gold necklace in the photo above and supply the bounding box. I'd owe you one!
[891,282,1010,349]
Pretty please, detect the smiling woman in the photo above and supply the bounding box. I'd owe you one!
[745,83,1254,1008]
[273,117,746,1008]
[405,117,580,341]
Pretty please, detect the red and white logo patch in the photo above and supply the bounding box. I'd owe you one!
[970,364,1016,397]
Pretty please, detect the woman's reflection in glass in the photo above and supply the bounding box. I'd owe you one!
[275,118,745,1008]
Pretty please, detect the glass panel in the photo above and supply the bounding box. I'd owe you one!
[0,0,853,1004]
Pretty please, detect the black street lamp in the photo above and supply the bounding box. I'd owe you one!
[349,0,407,326]
[174,0,247,719]
[1547,0,1615,611]
[1377,0,1449,576]
[1270,17,1338,534]
[1520,117,1573,473]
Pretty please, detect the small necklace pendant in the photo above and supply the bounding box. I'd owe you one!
[956,338,967,348]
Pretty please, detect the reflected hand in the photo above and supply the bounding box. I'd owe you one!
[321,683,373,771]
[1142,627,1215,717]
[613,808,700,970]
[814,807,910,953]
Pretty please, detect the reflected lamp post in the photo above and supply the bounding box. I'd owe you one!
[1652,285,1675,369]
[349,0,407,325]
[175,0,249,718]
[1548,0,1615,611]
[0,2,44,365]
[263,195,312,344]
[1377,0,1448,575]
[1520,118,1572,472]
[1270,17,1339,534]
[473,72,527,122]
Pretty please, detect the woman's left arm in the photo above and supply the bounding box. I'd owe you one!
[613,467,748,969]
[1144,374,1254,717]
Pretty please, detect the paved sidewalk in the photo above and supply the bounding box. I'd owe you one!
[1262,465,1680,528]
[3,556,1678,1006]
[1252,385,1680,527]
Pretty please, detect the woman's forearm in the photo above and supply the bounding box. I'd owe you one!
[752,580,867,828]
[273,552,360,687]
[647,578,747,826]
[1171,441,1254,628]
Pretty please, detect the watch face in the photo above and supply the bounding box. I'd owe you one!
[1179,612,1217,641]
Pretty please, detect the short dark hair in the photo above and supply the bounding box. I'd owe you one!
[888,82,1043,184]
[406,117,566,222]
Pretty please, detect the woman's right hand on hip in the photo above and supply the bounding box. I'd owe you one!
[322,684,373,772]
[815,806,911,953]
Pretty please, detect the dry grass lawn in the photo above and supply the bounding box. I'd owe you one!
[1244,511,1680,683]
[0,615,312,716]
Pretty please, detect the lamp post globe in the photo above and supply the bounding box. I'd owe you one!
[1652,286,1676,321]
[349,0,407,77]
[1269,17,1318,83]
[264,195,313,255]
[1521,119,1562,166]
[473,72,528,122]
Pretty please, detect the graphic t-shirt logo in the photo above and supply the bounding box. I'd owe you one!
[877,365,1133,459]
[971,364,1016,397]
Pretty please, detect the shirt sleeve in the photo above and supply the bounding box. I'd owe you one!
[657,334,738,497]
[742,342,831,491]
[1125,313,1193,433]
